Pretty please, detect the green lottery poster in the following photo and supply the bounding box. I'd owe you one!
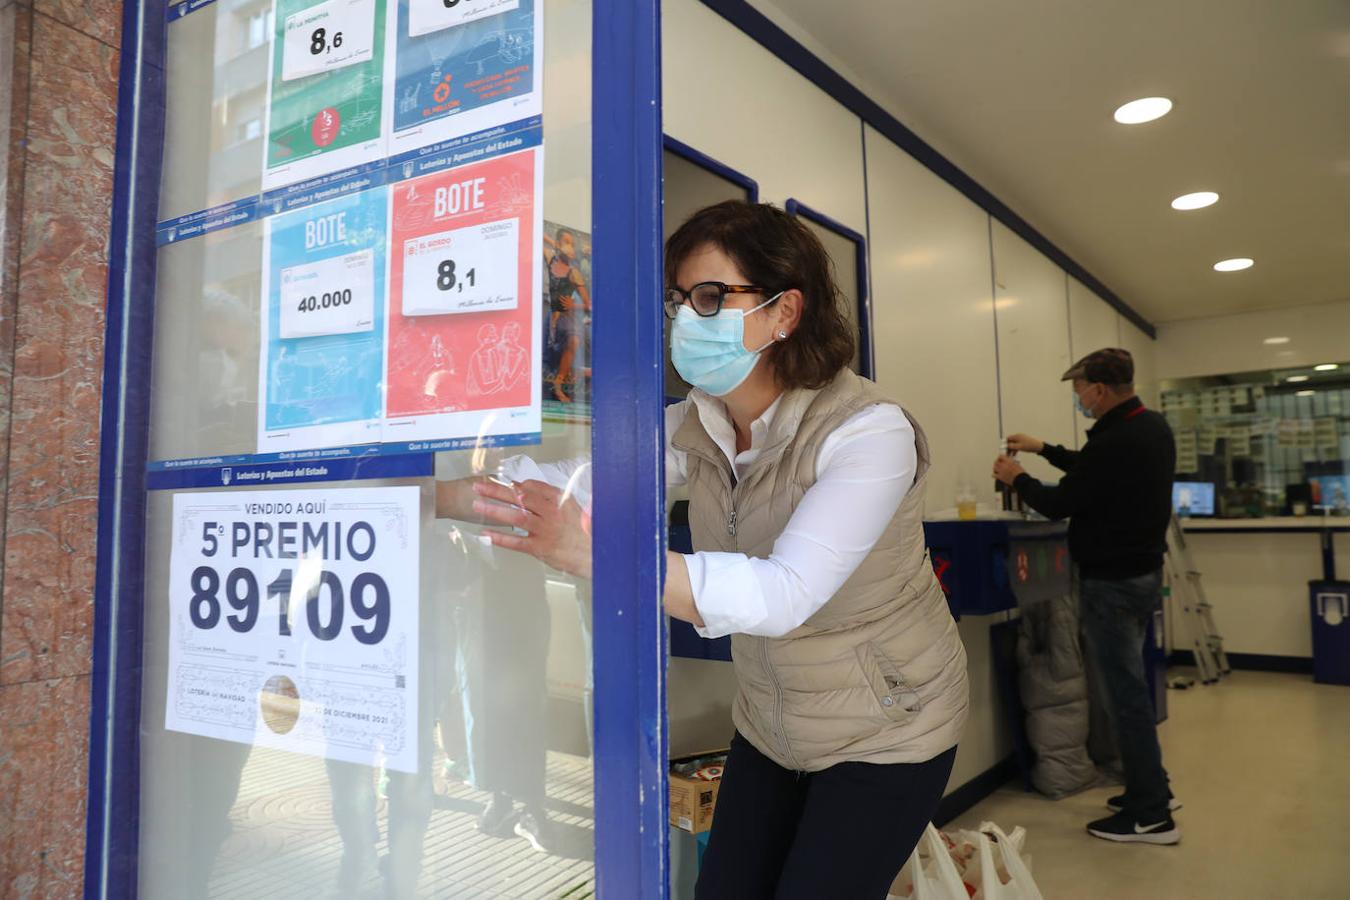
[264,0,391,191]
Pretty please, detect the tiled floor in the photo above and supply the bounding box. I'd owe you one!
[210,748,595,899]
[949,669,1350,899]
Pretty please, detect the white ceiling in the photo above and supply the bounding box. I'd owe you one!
[750,0,1350,324]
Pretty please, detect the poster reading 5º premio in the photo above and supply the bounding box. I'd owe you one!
[165,486,421,773]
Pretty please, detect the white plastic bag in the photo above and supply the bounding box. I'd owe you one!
[890,823,968,900]
[967,822,1042,900]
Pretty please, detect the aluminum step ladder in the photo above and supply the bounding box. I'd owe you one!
[1165,514,1230,685]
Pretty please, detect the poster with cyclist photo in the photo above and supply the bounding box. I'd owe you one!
[164,486,421,772]
[386,0,542,157]
[383,145,542,443]
[541,221,592,422]
[262,0,392,191]
[258,187,389,454]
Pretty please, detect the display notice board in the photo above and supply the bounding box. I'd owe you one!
[256,145,543,456]
[165,486,422,772]
[153,0,545,475]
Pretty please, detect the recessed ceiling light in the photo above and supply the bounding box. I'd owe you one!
[1264,336,1291,345]
[1214,257,1254,272]
[1113,97,1173,124]
[1287,375,1310,383]
[1297,390,1316,397]
[1171,191,1219,210]
[1315,364,1339,371]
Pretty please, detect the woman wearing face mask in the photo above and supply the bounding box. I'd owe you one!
[439,200,969,899]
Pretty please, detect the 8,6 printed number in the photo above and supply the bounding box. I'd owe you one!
[310,27,345,56]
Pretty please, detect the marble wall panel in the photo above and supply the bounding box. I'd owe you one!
[1,10,117,687]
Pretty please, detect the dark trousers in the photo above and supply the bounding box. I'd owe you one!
[695,733,957,900]
[1080,570,1172,822]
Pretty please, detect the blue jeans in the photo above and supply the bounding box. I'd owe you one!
[1080,570,1172,821]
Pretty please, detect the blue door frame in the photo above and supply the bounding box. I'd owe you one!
[85,1,669,896]
[592,0,670,896]
[783,198,874,380]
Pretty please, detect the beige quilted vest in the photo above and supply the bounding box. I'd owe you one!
[672,369,969,771]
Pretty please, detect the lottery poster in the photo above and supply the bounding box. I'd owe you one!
[541,221,592,421]
[259,188,389,453]
[263,0,392,190]
[384,146,542,441]
[165,487,421,772]
[387,0,542,157]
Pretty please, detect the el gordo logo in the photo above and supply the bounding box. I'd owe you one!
[311,107,340,148]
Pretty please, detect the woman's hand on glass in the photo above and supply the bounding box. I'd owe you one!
[471,479,593,579]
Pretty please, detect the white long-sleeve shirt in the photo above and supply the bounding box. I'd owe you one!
[501,390,917,640]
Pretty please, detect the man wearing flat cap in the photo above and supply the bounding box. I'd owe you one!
[993,348,1180,845]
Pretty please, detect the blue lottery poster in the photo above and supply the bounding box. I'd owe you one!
[258,188,389,453]
[385,0,542,157]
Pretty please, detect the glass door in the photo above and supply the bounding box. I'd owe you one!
[88,1,666,897]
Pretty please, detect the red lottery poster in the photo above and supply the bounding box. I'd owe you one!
[385,147,541,440]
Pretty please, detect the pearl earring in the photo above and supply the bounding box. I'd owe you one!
[778,330,788,339]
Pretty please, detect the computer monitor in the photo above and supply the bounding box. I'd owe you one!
[1310,475,1350,513]
[1173,481,1215,517]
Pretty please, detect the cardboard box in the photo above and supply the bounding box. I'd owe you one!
[669,749,727,834]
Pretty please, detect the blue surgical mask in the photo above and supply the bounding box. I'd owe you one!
[1075,392,1095,419]
[670,293,781,396]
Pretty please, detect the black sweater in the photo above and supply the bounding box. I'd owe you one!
[1013,397,1177,579]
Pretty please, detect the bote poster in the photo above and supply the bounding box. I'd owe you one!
[384,145,542,442]
[258,187,389,453]
[387,0,542,157]
[165,486,420,772]
[264,0,392,190]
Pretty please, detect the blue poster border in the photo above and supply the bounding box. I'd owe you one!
[144,431,541,490]
[145,452,435,491]
[154,117,543,246]
[167,0,215,20]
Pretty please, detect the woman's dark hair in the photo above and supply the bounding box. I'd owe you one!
[665,200,854,390]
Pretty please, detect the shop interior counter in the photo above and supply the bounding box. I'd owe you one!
[1179,516,1350,581]
[1181,516,1350,532]
[668,511,1069,660]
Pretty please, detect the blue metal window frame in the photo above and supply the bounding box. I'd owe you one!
[86,0,669,896]
[593,0,670,895]
[661,134,758,414]
[86,1,164,895]
[660,135,754,665]
[784,198,874,380]
[662,134,760,202]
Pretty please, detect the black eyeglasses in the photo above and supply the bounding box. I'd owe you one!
[663,282,774,320]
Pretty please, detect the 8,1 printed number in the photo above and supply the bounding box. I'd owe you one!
[436,260,477,292]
